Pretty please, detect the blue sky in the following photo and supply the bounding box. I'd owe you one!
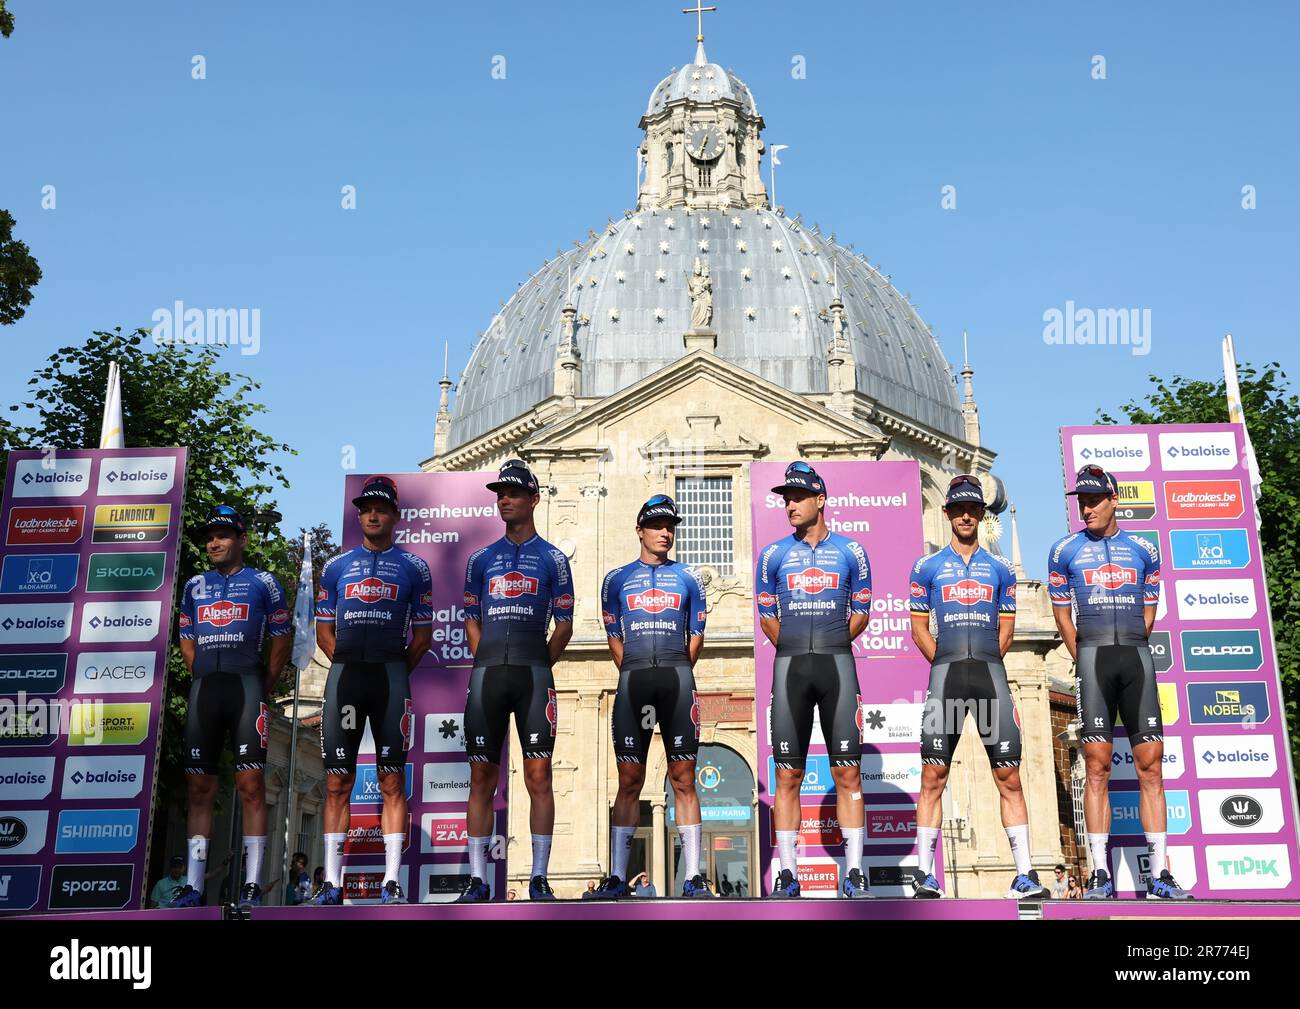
[2,0,1296,572]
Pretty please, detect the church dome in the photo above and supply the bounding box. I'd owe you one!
[643,42,759,120]
[448,206,964,451]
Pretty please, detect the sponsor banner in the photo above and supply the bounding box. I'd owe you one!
[859,702,922,745]
[767,804,842,847]
[48,863,134,910]
[863,857,922,894]
[1204,844,1293,891]
[1186,681,1270,727]
[1164,480,1244,521]
[0,652,68,694]
[12,458,92,499]
[864,806,918,844]
[423,712,467,753]
[772,857,840,899]
[420,812,470,853]
[0,865,42,911]
[0,810,50,855]
[1180,630,1263,673]
[1110,736,1185,781]
[1119,682,1179,729]
[1111,845,1198,895]
[1108,790,1193,836]
[1158,430,1239,471]
[91,503,172,544]
[0,447,186,914]
[96,456,176,496]
[751,460,931,893]
[340,865,410,904]
[0,603,74,644]
[54,808,140,854]
[85,551,166,593]
[419,862,473,903]
[343,814,411,856]
[1169,529,1251,571]
[67,702,151,746]
[1174,579,1257,622]
[73,651,156,694]
[6,506,86,547]
[1192,734,1277,779]
[1197,788,1284,835]
[1070,432,1151,473]
[0,757,57,800]
[1147,630,1173,673]
[60,755,147,799]
[79,600,162,643]
[1114,482,1156,522]
[421,761,471,804]
[0,554,80,595]
[349,763,414,805]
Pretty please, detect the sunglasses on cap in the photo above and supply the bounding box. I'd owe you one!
[1076,465,1107,479]
[643,494,672,507]
[948,475,982,489]
[786,462,815,475]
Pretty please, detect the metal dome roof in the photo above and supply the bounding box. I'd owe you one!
[448,205,964,451]
[643,42,759,120]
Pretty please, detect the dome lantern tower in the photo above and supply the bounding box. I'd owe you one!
[637,7,767,212]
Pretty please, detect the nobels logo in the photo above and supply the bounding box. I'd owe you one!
[941,580,993,606]
[489,572,538,598]
[197,601,248,627]
[787,568,839,593]
[627,589,681,613]
[1084,564,1137,590]
[344,578,399,604]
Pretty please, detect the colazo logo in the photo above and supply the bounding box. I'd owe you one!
[627,590,681,613]
[787,568,839,593]
[345,578,399,604]
[488,572,538,598]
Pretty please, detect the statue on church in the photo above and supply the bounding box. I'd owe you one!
[831,306,845,342]
[686,256,713,331]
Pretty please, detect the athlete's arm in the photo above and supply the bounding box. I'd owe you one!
[315,556,340,663]
[266,636,291,694]
[997,557,1017,659]
[909,613,937,663]
[316,621,336,663]
[463,548,485,658]
[686,567,706,667]
[601,567,624,668]
[688,634,704,665]
[755,545,781,648]
[547,620,573,665]
[179,638,195,673]
[606,634,624,668]
[759,616,781,648]
[465,617,481,657]
[998,614,1015,658]
[848,612,870,641]
[1142,537,1161,637]
[1144,605,1157,637]
[407,625,432,671]
[1052,606,1078,661]
[178,577,198,672]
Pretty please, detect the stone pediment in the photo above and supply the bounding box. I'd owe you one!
[520,349,890,461]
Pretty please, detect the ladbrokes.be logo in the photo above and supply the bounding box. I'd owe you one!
[6,506,86,546]
[489,572,538,598]
[940,580,993,605]
[627,589,681,613]
[787,568,839,593]
[1164,480,1244,521]
[344,577,399,604]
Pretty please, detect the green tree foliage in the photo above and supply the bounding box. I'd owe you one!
[5,328,298,809]
[0,210,42,325]
[1100,362,1300,777]
[0,1,14,39]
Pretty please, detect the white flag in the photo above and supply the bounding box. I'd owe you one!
[99,361,124,449]
[771,144,789,166]
[291,532,316,671]
[1222,333,1263,530]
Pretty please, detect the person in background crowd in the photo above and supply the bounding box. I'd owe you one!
[1067,874,1084,899]
[285,853,311,906]
[1051,864,1068,899]
[150,856,187,908]
[630,872,657,898]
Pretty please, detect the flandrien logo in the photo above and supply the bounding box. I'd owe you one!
[49,940,151,990]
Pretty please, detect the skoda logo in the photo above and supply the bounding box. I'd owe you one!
[1219,795,1263,828]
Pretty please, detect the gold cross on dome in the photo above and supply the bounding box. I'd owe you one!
[682,1,717,43]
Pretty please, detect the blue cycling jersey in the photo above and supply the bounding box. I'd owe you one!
[179,566,291,677]
[463,533,574,666]
[755,531,872,656]
[1047,528,1160,647]
[909,545,1016,664]
[601,558,706,670]
[316,545,433,663]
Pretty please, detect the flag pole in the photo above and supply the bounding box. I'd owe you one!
[280,531,314,903]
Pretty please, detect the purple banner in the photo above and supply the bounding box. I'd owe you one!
[336,472,504,903]
[1061,424,1300,898]
[0,447,188,915]
[750,460,931,897]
